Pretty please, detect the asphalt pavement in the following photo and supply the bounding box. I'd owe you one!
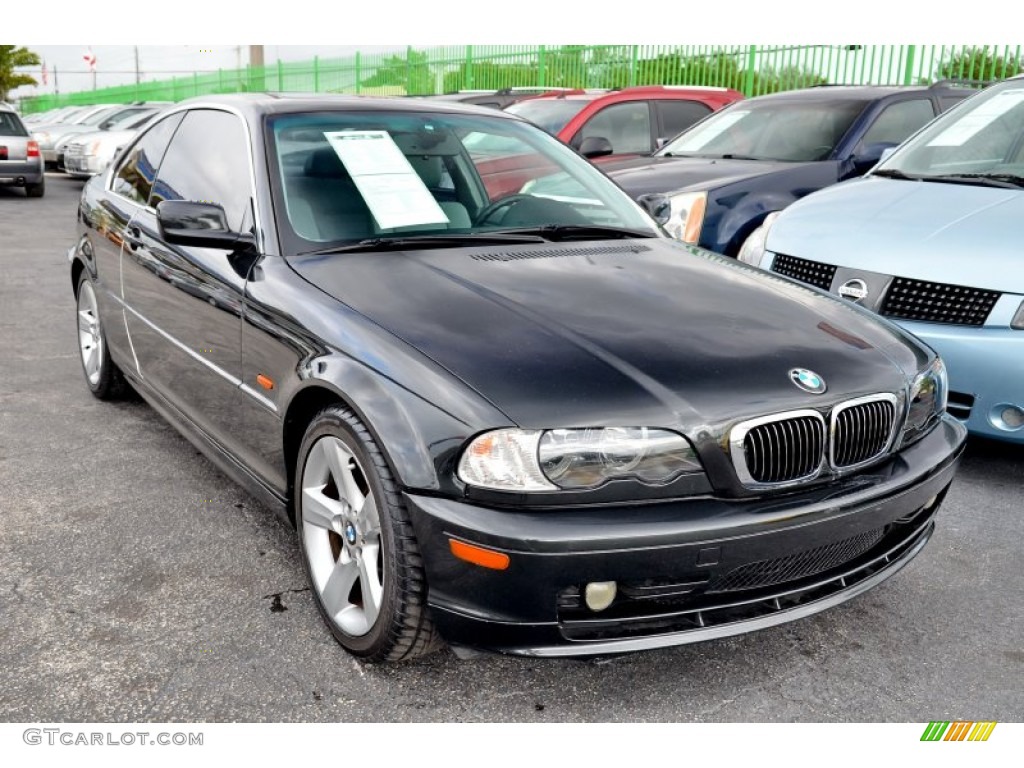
[0,175,1021,722]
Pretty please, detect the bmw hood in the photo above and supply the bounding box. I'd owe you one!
[600,155,831,197]
[767,176,1024,293]
[289,239,926,432]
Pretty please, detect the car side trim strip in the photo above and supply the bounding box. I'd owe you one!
[111,294,278,414]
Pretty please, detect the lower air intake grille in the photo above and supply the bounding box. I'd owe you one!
[880,277,1000,326]
[771,253,837,290]
[708,527,886,593]
[742,414,825,484]
[832,397,897,468]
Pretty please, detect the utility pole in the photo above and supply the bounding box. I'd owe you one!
[54,65,59,95]
[134,45,140,84]
[249,45,266,91]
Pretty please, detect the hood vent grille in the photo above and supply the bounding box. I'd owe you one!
[471,244,651,262]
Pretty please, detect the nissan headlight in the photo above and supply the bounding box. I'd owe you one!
[458,427,703,492]
[901,358,947,447]
[737,211,781,266]
[663,191,707,244]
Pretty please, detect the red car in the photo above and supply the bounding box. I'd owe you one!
[505,85,744,157]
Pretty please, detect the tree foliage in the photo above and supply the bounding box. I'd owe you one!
[0,45,41,101]
[937,47,1021,83]
[361,49,434,95]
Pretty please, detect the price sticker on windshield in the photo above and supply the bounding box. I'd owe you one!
[324,130,449,230]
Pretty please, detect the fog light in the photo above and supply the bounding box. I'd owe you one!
[584,581,617,612]
[924,494,938,510]
[990,404,1024,431]
[1000,405,1024,429]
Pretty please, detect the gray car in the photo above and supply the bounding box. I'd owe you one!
[0,103,45,197]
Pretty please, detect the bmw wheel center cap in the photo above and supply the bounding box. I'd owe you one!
[790,368,827,394]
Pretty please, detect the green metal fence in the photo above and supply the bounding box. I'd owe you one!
[21,44,1024,113]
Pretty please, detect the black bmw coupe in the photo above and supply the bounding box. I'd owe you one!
[70,94,965,661]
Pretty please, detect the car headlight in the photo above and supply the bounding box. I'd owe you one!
[901,358,948,447]
[1012,300,1024,330]
[458,427,703,492]
[663,191,706,244]
[737,211,782,266]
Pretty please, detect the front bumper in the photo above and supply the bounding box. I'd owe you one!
[897,320,1024,443]
[405,416,965,656]
[64,153,106,178]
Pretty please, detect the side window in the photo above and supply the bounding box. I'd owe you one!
[657,100,712,141]
[861,100,936,146]
[112,112,184,205]
[576,101,652,155]
[149,110,252,232]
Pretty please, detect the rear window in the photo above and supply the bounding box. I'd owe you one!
[0,111,28,137]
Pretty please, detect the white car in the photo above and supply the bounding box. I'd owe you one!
[64,106,169,179]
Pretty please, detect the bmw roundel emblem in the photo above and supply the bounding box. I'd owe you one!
[789,368,827,394]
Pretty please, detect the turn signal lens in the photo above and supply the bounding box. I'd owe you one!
[449,539,510,570]
[27,140,40,158]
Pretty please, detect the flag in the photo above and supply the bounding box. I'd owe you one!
[83,48,97,72]
[41,61,48,85]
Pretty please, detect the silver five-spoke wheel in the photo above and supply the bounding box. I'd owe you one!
[78,280,103,386]
[295,405,441,661]
[301,435,384,637]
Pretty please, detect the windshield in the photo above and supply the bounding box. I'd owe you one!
[658,98,870,162]
[877,80,1024,180]
[504,99,590,135]
[73,107,118,126]
[108,108,159,131]
[268,110,659,251]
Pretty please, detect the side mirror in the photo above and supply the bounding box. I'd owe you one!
[578,135,614,159]
[880,147,897,163]
[852,142,897,173]
[637,193,671,225]
[156,200,255,250]
[655,137,670,149]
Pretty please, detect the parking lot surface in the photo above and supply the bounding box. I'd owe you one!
[1,176,1021,722]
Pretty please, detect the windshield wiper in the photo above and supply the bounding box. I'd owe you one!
[491,224,658,241]
[297,232,548,257]
[921,172,1024,189]
[871,168,918,180]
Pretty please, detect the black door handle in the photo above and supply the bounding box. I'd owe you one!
[125,226,141,251]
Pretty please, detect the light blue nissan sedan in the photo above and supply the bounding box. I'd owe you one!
[742,75,1024,444]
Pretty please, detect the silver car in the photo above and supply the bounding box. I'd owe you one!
[0,103,45,197]
[64,106,169,178]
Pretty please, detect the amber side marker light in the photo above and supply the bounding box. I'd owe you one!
[256,374,275,390]
[449,539,511,570]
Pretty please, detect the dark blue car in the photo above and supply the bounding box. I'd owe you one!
[591,83,976,257]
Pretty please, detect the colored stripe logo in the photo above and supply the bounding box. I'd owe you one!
[921,721,997,741]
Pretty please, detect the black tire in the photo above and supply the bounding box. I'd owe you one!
[25,179,45,198]
[294,404,443,662]
[75,271,127,400]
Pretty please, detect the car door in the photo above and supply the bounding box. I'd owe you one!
[120,108,256,453]
[570,100,655,156]
[654,99,713,147]
[90,111,185,367]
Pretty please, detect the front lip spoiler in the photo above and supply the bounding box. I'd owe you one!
[502,517,933,657]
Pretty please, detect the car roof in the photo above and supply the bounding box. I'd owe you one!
[744,83,977,104]
[162,92,528,121]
